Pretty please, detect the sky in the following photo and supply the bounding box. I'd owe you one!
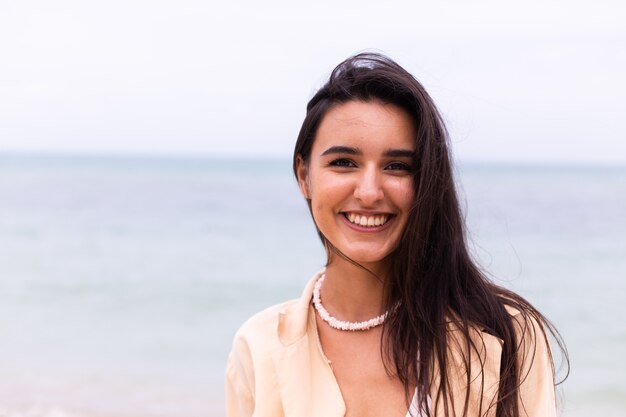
[0,0,625,164]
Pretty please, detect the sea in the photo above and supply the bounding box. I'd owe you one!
[0,153,624,417]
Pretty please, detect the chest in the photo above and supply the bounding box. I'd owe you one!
[316,320,410,417]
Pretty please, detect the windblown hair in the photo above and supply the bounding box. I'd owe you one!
[293,53,567,417]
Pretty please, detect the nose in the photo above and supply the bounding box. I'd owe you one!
[354,164,384,205]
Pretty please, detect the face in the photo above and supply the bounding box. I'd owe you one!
[296,100,416,268]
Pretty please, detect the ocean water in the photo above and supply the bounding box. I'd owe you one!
[0,154,624,417]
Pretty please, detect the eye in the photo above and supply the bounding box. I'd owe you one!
[329,158,357,168]
[385,162,412,171]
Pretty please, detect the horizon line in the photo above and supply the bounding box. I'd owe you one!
[1,149,625,169]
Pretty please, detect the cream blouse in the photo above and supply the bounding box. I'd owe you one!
[226,271,557,417]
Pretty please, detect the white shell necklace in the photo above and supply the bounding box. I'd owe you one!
[312,273,389,331]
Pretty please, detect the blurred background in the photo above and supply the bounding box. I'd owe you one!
[0,1,625,416]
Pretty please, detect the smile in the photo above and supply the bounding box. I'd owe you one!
[344,212,390,227]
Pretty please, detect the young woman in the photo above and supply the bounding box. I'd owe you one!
[226,53,566,417]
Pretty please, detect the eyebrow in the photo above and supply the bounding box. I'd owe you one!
[321,146,415,158]
[321,146,360,156]
[384,149,415,158]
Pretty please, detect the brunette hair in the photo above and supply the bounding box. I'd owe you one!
[293,53,567,417]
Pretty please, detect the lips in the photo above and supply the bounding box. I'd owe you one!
[343,212,390,227]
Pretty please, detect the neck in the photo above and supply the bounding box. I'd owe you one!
[320,255,390,322]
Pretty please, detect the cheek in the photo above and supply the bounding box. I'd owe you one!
[311,201,325,220]
[311,199,336,225]
[308,173,351,205]
[389,179,415,210]
[400,191,415,212]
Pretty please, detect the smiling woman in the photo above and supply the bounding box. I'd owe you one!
[296,101,416,269]
[226,53,568,417]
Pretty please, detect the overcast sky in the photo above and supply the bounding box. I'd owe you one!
[1,0,625,164]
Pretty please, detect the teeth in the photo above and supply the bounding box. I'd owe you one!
[345,213,389,227]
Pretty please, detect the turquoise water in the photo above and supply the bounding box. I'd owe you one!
[0,154,624,416]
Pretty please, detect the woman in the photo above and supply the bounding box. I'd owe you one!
[226,53,567,417]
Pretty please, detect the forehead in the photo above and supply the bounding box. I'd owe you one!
[312,100,416,154]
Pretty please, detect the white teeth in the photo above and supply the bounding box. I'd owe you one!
[345,213,389,227]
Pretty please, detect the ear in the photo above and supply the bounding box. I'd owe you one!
[295,154,311,199]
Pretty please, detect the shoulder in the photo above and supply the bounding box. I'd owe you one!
[233,271,320,353]
[230,300,298,357]
[225,299,303,417]
[442,303,553,385]
[225,302,287,417]
[504,305,551,355]
[445,304,550,351]
[504,305,554,371]
[506,306,558,416]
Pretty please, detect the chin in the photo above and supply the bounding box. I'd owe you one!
[333,246,393,266]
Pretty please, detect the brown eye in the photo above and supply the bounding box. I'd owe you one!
[385,162,411,171]
[329,158,357,168]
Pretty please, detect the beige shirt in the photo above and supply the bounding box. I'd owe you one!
[226,271,556,417]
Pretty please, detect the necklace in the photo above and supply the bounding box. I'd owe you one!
[312,273,389,331]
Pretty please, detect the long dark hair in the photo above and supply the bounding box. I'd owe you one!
[293,53,568,417]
